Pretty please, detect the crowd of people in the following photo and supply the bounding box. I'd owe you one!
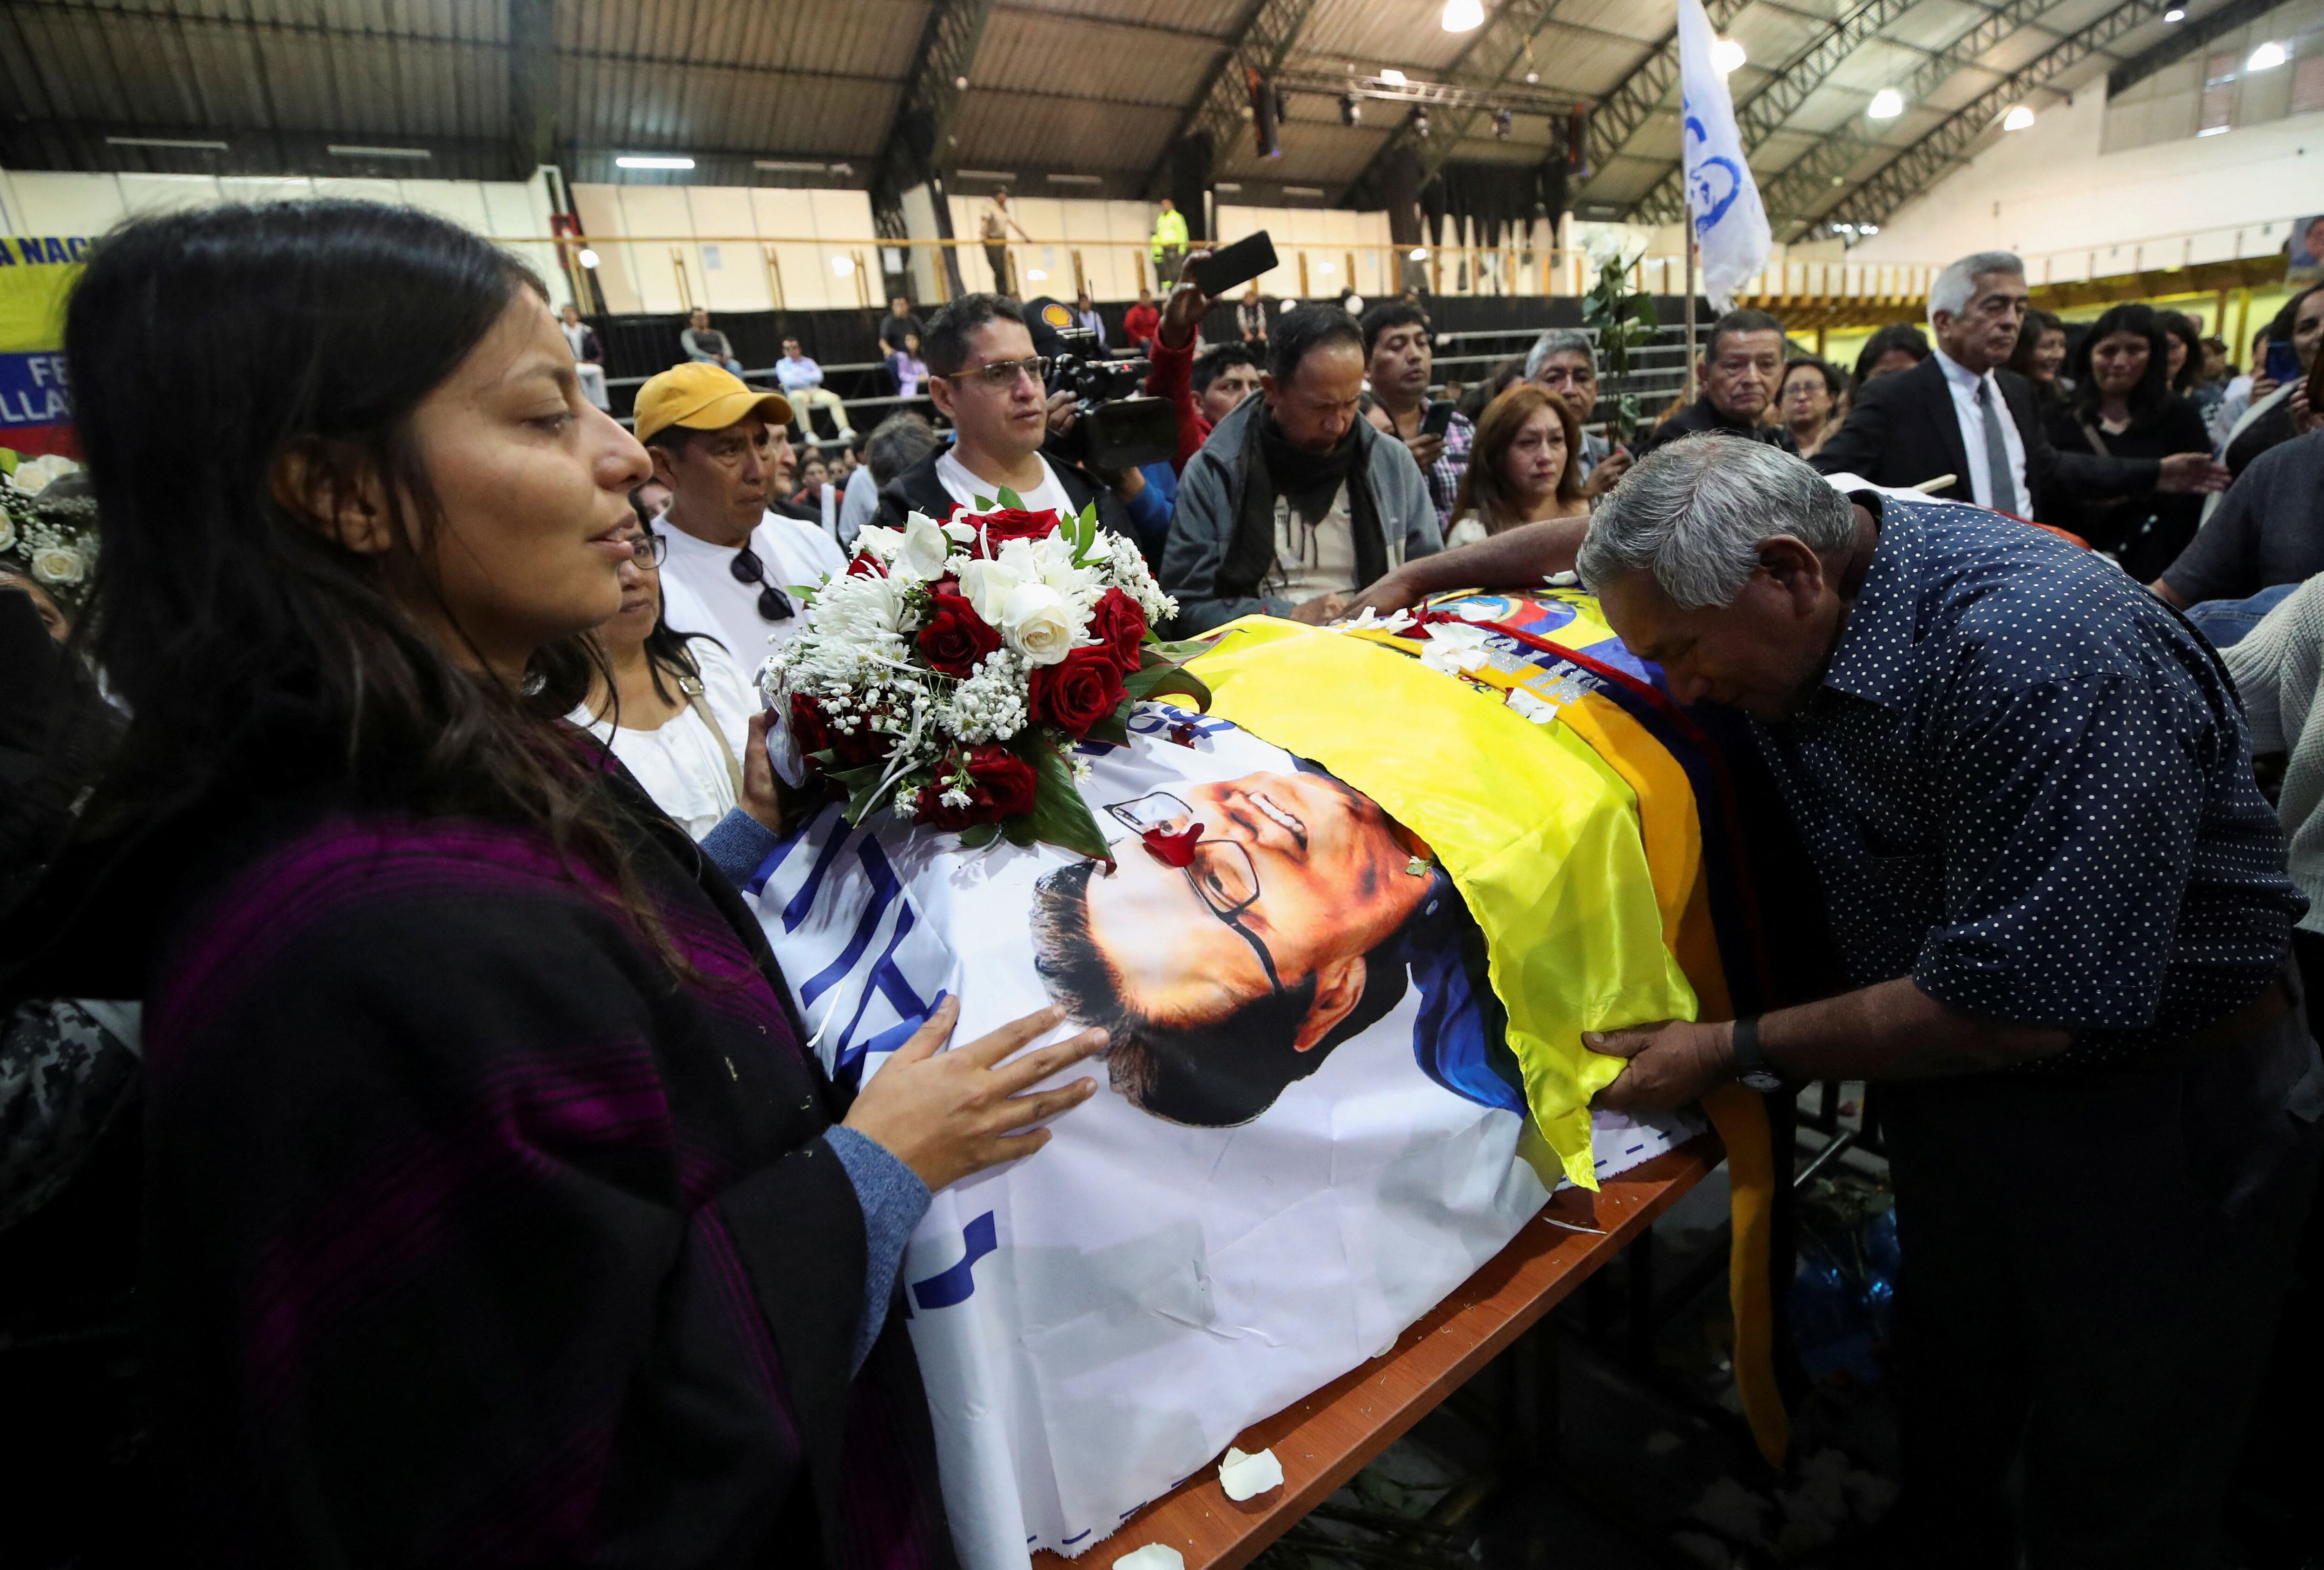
[6,194,2324,1570]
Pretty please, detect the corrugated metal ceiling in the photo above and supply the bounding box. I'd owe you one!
[0,0,2249,222]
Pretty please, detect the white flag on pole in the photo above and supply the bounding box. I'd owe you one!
[1675,0,1770,311]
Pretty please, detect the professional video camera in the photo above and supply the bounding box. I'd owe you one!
[1023,298,1178,472]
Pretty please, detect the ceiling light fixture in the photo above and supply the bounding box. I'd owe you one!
[1441,0,1484,31]
[1413,107,1431,137]
[2247,40,2289,70]
[2001,104,2036,130]
[831,255,855,275]
[105,134,227,150]
[1408,247,1429,261]
[1712,38,1746,75]
[2163,7,2185,17]
[615,155,694,170]
[1377,68,1407,86]
[1867,87,1904,119]
[329,144,430,159]
[577,248,601,269]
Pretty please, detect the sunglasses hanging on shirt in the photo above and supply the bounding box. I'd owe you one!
[728,544,794,622]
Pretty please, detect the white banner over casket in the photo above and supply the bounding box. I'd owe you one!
[746,704,1694,1566]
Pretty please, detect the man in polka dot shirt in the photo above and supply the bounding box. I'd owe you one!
[1575,434,2323,1570]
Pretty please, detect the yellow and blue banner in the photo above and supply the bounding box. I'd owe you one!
[0,234,90,457]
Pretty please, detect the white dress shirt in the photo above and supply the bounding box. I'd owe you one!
[837,464,880,551]
[1932,346,2029,514]
[656,511,846,672]
[570,636,758,841]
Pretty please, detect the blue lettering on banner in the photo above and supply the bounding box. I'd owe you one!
[0,353,72,429]
[909,1210,997,1310]
[828,899,933,1090]
[798,835,903,1008]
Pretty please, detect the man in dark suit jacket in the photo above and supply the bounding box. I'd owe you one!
[1812,252,2225,519]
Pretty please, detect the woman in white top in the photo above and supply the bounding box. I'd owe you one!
[571,522,764,841]
[1444,384,1589,547]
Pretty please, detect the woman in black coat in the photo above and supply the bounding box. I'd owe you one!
[0,200,1105,1568]
[2039,301,2212,582]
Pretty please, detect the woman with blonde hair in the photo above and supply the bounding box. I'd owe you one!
[1446,383,1589,545]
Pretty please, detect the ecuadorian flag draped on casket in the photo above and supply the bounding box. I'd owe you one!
[0,234,87,458]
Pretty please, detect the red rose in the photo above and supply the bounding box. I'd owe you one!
[846,550,887,578]
[1029,645,1127,738]
[962,507,1062,557]
[1086,587,1147,674]
[788,692,832,759]
[917,588,1002,677]
[917,743,1040,829]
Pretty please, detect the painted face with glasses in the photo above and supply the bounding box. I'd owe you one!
[1082,771,1434,1050]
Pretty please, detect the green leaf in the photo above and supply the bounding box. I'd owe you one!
[1147,636,1219,662]
[0,449,17,477]
[1123,663,1213,710]
[1627,293,1660,328]
[973,493,995,510]
[1579,295,1609,325]
[842,775,894,825]
[1002,814,1038,847]
[957,822,1000,848]
[1021,744,1115,861]
[996,484,1025,510]
[1085,711,1130,747]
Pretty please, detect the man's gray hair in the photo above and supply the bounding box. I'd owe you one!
[863,411,941,484]
[1524,328,1597,382]
[1577,434,1855,609]
[1927,251,2024,324]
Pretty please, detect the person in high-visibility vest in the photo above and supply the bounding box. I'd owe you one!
[1149,198,1189,287]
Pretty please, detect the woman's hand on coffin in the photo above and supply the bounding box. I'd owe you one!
[841,996,1107,1191]
[1583,1018,1730,1114]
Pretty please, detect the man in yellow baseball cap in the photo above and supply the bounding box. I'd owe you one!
[634,363,843,662]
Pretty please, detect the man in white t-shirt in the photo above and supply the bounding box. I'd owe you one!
[634,362,845,669]
[870,292,1142,539]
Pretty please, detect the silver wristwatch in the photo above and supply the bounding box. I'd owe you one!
[1730,1015,1785,1093]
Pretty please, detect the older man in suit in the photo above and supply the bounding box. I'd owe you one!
[1811,252,2225,520]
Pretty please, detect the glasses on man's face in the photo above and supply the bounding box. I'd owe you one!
[622,531,668,568]
[943,355,1052,391]
[1106,791,1283,994]
[728,544,794,622]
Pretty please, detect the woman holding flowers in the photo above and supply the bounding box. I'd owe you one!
[0,200,1105,1566]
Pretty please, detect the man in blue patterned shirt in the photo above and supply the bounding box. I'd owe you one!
[1576,435,2323,1569]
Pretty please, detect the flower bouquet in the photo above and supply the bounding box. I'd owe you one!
[0,449,97,616]
[761,492,1211,859]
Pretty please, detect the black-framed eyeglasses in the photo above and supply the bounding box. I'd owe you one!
[1105,791,1283,995]
[624,531,668,568]
[942,355,1053,390]
[729,544,794,622]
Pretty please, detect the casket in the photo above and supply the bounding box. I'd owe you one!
[741,590,1790,1568]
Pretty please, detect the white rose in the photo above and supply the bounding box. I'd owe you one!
[29,545,85,584]
[1001,582,1075,664]
[852,523,904,562]
[9,468,51,497]
[956,557,1021,627]
[895,510,952,582]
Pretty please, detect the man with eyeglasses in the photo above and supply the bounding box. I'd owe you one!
[1030,767,1521,1127]
[872,292,1141,539]
[1525,329,1631,501]
[634,362,845,663]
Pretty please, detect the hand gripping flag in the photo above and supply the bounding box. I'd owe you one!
[1676,0,1771,312]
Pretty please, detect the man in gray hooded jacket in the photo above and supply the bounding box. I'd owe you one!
[1163,305,1439,634]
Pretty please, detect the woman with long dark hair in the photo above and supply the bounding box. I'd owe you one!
[2039,300,2212,579]
[2,201,1103,1565]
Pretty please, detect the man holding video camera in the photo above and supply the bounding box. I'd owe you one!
[872,293,1144,541]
